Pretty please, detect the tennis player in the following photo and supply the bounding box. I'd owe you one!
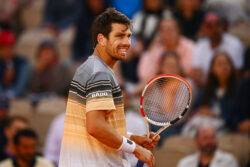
[59,8,159,167]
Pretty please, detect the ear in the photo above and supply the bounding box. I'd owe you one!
[97,33,106,46]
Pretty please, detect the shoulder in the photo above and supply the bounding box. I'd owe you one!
[215,150,237,162]
[193,38,210,54]
[36,156,54,167]
[0,158,12,167]
[177,153,198,167]
[73,56,113,86]
[223,33,243,47]
[14,55,28,64]
[180,37,195,48]
[195,38,209,47]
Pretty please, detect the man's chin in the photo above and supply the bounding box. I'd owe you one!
[202,146,217,155]
[120,55,126,61]
[21,157,33,162]
[115,54,126,61]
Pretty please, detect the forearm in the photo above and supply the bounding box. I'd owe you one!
[86,110,154,166]
[89,119,122,149]
[86,110,122,149]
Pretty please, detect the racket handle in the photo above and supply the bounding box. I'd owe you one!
[136,160,144,167]
[152,124,170,140]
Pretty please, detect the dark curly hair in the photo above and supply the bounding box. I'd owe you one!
[91,8,131,47]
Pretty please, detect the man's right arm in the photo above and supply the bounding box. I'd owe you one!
[86,110,155,167]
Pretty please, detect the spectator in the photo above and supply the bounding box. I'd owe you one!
[138,17,194,82]
[0,0,32,36]
[231,47,250,134]
[173,0,206,40]
[134,51,187,95]
[0,30,30,98]
[43,0,82,35]
[205,0,248,25]
[132,0,171,48]
[0,128,54,167]
[158,51,185,76]
[28,40,72,98]
[232,76,250,135]
[177,125,239,167]
[43,113,64,166]
[193,52,238,130]
[72,0,107,61]
[191,12,244,85]
[0,116,28,161]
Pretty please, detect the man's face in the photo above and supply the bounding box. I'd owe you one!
[203,14,222,39]
[38,47,57,67]
[15,137,37,162]
[104,23,131,61]
[196,128,217,155]
[5,120,28,140]
[179,0,201,11]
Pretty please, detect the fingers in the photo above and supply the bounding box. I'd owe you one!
[134,145,155,167]
[146,153,155,167]
[147,132,160,149]
[149,132,160,142]
[132,133,160,150]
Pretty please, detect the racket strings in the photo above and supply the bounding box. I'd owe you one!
[143,77,190,124]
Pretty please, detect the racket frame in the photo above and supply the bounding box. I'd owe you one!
[137,74,192,167]
[139,74,192,131]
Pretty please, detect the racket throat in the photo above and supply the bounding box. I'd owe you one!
[155,123,171,137]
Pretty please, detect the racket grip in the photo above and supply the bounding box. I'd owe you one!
[136,160,144,167]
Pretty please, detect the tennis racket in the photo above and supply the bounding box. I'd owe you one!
[136,74,192,167]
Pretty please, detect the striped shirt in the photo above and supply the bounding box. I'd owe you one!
[59,55,130,167]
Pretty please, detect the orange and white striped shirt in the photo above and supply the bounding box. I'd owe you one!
[59,55,129,167]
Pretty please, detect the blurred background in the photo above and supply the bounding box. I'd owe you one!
[0,0,249,166]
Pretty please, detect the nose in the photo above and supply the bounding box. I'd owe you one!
[122,36,131,47]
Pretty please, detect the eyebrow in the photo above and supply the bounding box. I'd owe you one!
[115,31,132,36]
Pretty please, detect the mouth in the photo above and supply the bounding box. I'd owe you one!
[118,47,129,56]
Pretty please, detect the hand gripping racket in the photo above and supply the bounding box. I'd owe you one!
[136,74,192,167]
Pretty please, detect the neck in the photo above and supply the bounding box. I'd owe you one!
[200,152,214,166]
[210,35,222,48]
[219,78,228,88]
[94,46,116,68]
[164,38,179,50]
[16,158,30,167]
[182,10,194,19]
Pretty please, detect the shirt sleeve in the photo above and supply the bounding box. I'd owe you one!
[86,71,116,112]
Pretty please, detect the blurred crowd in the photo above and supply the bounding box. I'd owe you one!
[0,0,249,166]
